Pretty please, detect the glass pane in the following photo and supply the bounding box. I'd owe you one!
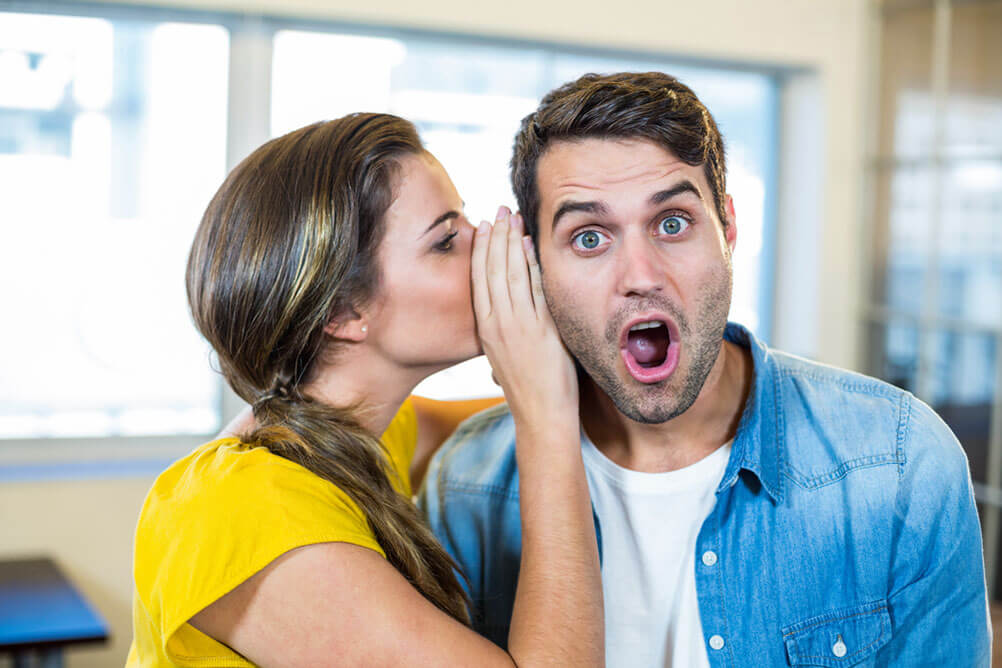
[927,330,996,485]
[872,165,937,313]
[945,0,1002,158]
[271,31,406,136]
[393,41,545,226]
[878,3,935,159]
[935,160,1002,325]
[0,13,228,438]
[270,31,545,226]
[867,320,920,394]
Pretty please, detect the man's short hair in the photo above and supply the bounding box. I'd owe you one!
[511,72,728,245]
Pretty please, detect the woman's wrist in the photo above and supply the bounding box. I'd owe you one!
[512,414,578,443]
[511,420,582,471]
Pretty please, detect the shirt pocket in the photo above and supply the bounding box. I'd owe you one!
[781,599,891,667]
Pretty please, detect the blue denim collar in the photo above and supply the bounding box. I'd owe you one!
[715,322,785,504]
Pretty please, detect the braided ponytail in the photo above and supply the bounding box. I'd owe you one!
[249,392,470,621]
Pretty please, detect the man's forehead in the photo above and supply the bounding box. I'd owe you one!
[537,137,707,202]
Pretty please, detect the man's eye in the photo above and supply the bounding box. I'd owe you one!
[658,215,690,236]
[572,230,605,251]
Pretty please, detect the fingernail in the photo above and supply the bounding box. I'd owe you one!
[477,220,490,235]
[522,235,534,253]
[511,213,523,231]
[496,205,510,222]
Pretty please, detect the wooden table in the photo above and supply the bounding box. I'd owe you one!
[0,557,109,668]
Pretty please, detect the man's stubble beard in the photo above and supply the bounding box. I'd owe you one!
[544,262,733,425]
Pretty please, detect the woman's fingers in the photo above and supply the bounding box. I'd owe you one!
[522,234,547,321]
[471,207,579,428]
[485,206,513,315]
[523,236,547,322]
[506,213,531,312]
[471,220,492,321]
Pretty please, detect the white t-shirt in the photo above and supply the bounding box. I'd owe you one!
[581,435,732,668]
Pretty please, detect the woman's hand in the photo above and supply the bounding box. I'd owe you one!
[472,206,604,666]
[472,206,578,442]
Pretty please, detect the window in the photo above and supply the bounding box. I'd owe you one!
[0,12,229,439]
[866,0,1002,599]
[1,8,780,445]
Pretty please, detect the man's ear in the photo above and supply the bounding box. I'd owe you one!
[723,195,737,252]
[323,309,368,342]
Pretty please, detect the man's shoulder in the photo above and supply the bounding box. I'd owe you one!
[766,348,967,479]
[770,349,905,400]
[768,349,913,430]
[424,402,520,497]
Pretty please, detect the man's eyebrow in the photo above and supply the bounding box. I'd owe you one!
[650,180,703,205]
[551,200,610,232]
[421,210,460,237]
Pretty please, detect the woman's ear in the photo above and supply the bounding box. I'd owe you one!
[323,309,368,342]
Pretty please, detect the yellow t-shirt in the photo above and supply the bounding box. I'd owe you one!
[127,400,417,667]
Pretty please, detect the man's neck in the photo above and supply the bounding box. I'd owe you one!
[580,340,753,473]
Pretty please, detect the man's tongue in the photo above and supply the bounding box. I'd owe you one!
[626,327,669,367]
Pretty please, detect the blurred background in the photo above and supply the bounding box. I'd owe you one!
[0,0,998,664]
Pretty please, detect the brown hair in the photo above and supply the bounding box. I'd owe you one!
[511,71,728,245]
[186,113,470,623]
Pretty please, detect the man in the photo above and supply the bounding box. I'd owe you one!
[419,72,992,666]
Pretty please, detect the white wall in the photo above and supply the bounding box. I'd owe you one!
[1,1,873,666]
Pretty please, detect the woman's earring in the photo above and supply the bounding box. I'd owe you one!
[361,325,367,333]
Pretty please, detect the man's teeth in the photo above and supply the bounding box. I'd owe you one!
[629,321,665,332]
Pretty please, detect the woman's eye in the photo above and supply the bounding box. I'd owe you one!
[572,230,606,251]
[434,231,459,252]
[658,215,690,236]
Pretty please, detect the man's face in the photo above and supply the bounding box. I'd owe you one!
[535,137,736,424]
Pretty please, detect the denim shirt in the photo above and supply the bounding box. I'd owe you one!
[418,323,993,666]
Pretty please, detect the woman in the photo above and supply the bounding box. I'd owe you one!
[128,113,602,666]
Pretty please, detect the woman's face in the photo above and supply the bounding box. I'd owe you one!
[365,152,480,372]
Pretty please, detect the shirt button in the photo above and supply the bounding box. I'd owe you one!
[708,635,725,650]
[701,550,718,567]
[832,636,847,658]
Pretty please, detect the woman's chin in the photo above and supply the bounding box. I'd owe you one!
[445,342,484,368]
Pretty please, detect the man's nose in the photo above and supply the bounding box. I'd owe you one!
[616,232,666,298]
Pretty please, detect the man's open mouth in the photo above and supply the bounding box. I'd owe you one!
[619,316,681,384]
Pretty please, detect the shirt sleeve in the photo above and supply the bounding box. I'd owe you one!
[134,441,387,666]
[877,395,992,664]
[134,400,419,666]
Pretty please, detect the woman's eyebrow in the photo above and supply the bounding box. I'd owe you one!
[421,210,460,237]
